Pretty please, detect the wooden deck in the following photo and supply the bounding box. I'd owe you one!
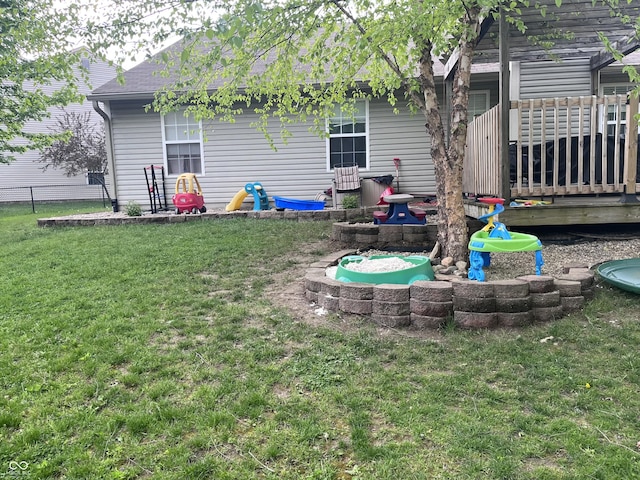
[464,93,640,226]
[465,194,640,227]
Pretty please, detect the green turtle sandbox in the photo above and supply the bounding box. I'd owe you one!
[336,255,435,285]
[596,258,640,294]
[468,198,543,282]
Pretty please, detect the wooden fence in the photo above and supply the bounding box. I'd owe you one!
[464,94,640,197]
[463,104,501,197]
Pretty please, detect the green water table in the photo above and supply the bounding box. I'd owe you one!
[468,198,543,282]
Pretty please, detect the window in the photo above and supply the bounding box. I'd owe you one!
[327,99,369,170]
[468,91,490,122]
[162,109,204,175]
[602,84,634,136]
[87,172,105,186]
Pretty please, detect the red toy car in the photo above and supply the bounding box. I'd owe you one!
[172,173,206,214]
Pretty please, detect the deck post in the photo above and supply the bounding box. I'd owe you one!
[621,92,639,203]
[499,4,511,201]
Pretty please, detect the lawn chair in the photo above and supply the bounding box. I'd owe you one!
[332,166,362,209]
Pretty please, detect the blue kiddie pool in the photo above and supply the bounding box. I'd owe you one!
[273,196,325,210]
[336,255,435,285]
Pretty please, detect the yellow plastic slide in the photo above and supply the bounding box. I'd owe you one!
[225,189,249,211]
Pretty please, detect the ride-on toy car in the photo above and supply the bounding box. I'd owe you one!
[172,173,206,214]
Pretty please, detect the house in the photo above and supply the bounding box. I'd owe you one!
[88,0,639,219]
[88,49,449,211]
[0,50,117,204]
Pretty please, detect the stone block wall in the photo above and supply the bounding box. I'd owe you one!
[306,251,595,330]
[331,222,438,248]
[39,207,382,227]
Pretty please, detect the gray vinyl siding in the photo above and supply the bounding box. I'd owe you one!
[111,100,331,208]
[200,113,327,201]
[109,97,436,209]
[518,58,593,142]
[520,59,592,98]
[600,50,640,86]
[368,100,434,195]
[600,71,635,86]
[110,101,164,207]
[0,57,116,200]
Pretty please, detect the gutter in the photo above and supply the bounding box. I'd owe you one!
[92,100,119,212]
[87,92,156,102]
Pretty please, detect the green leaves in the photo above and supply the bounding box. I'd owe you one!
[180,48,191,63]
[0,0,82,163]
[229,36,244,49]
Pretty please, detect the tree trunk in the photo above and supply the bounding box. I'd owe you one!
[417,51,469,262]
[414,7,482,263]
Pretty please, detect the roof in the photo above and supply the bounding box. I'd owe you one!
[90,41,183,100]
[474,0,640,64]
[89,0,639,100]
[88,39,500,101]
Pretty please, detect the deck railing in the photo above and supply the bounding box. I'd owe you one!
[464,94,640,198]
[464,104,501,197]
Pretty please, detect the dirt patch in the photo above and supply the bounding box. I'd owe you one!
[265,240,344,328]
[264,240,445,340]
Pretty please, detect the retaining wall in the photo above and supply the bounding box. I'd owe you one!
[331,222,438,248]
[37,207,380,227]
[305,250,595,330]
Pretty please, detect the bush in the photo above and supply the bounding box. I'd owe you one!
[342,194,359,209]
[125,201,142,217]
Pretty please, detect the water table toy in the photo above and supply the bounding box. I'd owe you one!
[468,197,543,282]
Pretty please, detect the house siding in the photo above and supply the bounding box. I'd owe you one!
[520,59,592,98]
[110,101,164,207]
[368,101,434,195]
[0,57,116,202]
[200,112,327,201]
[108,97,435,209]
[517,58,594,142]
[600,51,640,87]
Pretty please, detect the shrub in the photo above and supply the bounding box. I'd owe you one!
[125,201,142,217]
[342,194,359,209]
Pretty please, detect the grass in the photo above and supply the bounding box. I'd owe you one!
[0,200,112,219]
[1,205,640,479]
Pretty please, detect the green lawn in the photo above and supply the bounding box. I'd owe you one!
[1,206,640,479]
[0,200,112,219]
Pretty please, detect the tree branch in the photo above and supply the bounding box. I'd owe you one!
[328,0,426,111]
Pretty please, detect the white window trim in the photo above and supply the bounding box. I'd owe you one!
[599,83,635,135]
[325,99,370,172]
[468,90,491,121]
[160,108,205,177]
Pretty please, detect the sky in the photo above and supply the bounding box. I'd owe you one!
[72,0,211,70]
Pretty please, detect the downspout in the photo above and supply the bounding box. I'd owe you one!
[93,100,119,212]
